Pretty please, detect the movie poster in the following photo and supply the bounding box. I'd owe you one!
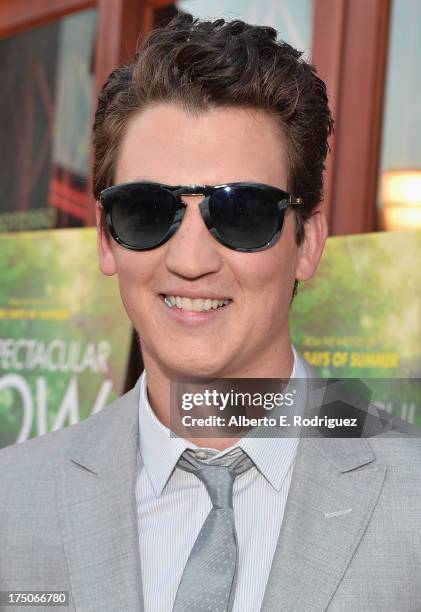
[1,228,420,449]
[291,230,421,426]
[0,228,132,449]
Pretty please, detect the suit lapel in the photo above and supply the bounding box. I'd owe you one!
[56,382,144,612]
[260,435,387,612]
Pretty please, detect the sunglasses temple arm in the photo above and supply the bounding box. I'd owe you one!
[290,196,302,207]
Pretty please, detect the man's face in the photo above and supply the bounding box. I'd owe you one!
[97,103,326,379]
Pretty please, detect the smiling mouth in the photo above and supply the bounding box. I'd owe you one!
[160,294,232,312]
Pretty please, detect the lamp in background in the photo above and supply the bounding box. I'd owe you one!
[380,169,421,230]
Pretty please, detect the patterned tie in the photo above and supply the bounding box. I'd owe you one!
[172,449,254,612]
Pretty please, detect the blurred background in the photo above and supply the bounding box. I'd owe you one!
[1,0,420,236]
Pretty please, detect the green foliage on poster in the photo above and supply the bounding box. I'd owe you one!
[291,230,421,424]
[0,228,132,448]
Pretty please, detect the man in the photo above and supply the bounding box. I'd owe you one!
[0,13,420,612]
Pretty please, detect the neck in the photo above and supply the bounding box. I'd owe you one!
[141,341,295,451]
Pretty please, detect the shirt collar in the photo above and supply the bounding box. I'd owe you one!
[137,371,188,496]
[138,346,307,495]
[235,346,306,490]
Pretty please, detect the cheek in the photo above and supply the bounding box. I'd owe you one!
[112,252,157,313]
[232,240,297,305]
[228,232,298,334]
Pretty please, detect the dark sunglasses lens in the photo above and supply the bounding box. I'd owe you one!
[107,185,176,249]
[209,185,282,250]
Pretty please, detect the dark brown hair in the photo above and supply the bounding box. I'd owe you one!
[93,12,333,246]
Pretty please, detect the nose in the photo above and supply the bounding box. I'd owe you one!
[164,196,224,279]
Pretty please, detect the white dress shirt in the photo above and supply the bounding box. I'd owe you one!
[135,347,307,612]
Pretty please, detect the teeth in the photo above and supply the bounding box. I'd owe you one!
[181,297,193,311]
[163,295,230,312]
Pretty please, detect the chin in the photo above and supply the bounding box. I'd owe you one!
[160,353,230,381]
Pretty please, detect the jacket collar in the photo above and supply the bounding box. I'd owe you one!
[56,380,144,611]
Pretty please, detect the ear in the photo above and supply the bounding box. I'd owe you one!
[95,202,117,276]
[295,208,328,281]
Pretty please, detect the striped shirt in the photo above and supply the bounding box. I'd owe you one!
[135,347,306,611]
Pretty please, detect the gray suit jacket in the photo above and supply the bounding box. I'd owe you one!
[0,377,420,611]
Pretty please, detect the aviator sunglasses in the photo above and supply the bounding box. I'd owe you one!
[100,181,302,253]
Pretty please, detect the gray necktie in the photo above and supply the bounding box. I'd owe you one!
[172,449,254,612]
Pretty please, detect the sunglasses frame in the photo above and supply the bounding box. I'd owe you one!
[100,180,302,253]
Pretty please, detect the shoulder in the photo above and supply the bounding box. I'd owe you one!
[0,382,140,487]
[363,416,421,524]
[0,382,140,581]
[362,399,421,470]
[368,426,421,471]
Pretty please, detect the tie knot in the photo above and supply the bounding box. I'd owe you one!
[177,449,254,509]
